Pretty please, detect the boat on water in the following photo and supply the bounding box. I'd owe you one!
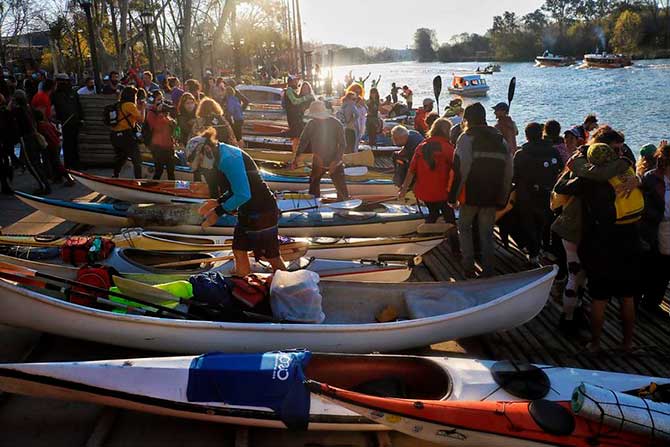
[0,267,556,353]
[0,246,414,283]
[15,192,426,237]
[0,230,443,261]
[140,163,399,196]
[447,74,490,97]
[535,51,576,67]
[0,350,665,431]
[583,52,633,68]
[310,379,668,446]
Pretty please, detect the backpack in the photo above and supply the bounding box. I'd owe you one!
[71,265,119,307]
[61,236,115,265]
[103,102,121,127]
[524,150,562,195]
[609,168,644,225]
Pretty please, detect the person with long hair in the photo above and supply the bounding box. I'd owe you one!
[399,118,460,253]
[191,97,238,146]
[366,88,381,147]
[196,127,286,276]
[145,92,177,180]
[638,141,670,317]
[337,83,367,153]
[110,86,145,178]
[283,76,314,152]
[12,89,51,194]
[176,92,198,147]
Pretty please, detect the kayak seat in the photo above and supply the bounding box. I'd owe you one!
[528,400,575,436]
[404,289,474,319]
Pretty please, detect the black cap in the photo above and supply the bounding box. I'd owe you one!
[492,102,509,112]
[463,102,486,125]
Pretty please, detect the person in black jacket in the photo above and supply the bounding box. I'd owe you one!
[513,123,564,265]
[0,93,17,193]
[448,102,513,278]
[52,73,82,176]
[638,141,670,318]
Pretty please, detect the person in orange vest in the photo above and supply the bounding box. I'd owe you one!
[414,98,435,136]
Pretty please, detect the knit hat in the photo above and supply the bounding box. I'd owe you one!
[587,143,618,166]
[640,143,657,158]
[463,102,486,125]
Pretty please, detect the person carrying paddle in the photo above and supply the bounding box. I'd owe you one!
[492,102,518,153]
[292,101,349,201]
[414,98,435,136]
[448,102,513,278]
[198,128,285,276]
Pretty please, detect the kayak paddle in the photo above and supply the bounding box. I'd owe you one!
[507,77,517,110]
[433,75,442,112]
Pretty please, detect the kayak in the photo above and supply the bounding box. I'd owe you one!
[245,148,376,167]
[0,266,556,352]
[242,135,399,154]
[0,229,444,260]
[0,247,414,283]
[15,192,425,237]
[309,381,664,446]
[140,163,398,196]
[0,350,665,431]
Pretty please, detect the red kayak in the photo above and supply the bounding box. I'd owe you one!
[308,381,662,446]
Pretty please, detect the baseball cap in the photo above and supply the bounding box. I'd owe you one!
[492,102,509,112]
[640,143,657,158]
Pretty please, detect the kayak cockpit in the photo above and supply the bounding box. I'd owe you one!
[306,354,451,400]
[143,232,220,246]
[119,248,215,273]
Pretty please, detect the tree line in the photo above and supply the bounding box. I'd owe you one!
[414,0,670,62]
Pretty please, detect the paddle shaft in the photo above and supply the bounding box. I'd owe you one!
[507,77,517,110]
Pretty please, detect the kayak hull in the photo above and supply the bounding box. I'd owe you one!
[0,353,666,431]
[0,267,556,353]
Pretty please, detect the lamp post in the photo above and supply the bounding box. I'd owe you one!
[76,0,101,92]
[195,32,204,81]
[140,10,156,75]
[207,37,214,74]
[234,37,244,80]
[176,24,186,78]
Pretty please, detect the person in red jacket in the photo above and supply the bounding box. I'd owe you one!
[31,79,55,121]
[398,117,459,252]
[145,91,177,180]
[34,109,72,185]
[414,98,435,136]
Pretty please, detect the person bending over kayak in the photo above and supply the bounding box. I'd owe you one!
[292,101,349,201]
[198,127,285,276]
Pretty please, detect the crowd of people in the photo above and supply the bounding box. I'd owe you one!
[1,66,668,354]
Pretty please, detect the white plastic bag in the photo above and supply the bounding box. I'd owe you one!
[270,270,325,323]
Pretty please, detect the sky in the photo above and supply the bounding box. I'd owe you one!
[300,0,544,49]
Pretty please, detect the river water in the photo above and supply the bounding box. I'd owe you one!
[331,60,670,152]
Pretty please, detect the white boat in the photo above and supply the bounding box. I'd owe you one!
[15,192,425,238]
[447,74,489,97]
[535,51,576,67]
[0,230,443,261]
[0,267,556,353]
[236,85,283,106]
[0,351,665,431]
[0,248,414,283]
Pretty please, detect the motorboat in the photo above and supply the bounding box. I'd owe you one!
[447,74,489,97]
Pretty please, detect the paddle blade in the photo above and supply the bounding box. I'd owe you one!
[507,77,517,106]
[433,75,442,110]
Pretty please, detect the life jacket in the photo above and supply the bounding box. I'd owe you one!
[229,274,272,308]
[609,168,644,224]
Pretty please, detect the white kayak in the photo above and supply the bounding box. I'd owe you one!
[0,351,665,431]
[15,192,425,238]
[0,229,444,261]
[0,266,556,353]
[0,248,414,283]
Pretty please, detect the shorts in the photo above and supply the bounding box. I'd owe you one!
[232,210,280,260]
[588,277,639,301]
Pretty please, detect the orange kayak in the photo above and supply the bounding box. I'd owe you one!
[308,381,661,446]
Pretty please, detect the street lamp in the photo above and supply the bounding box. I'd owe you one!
[76,0,101,92]
[140,10,156,75]
[176,24,186,78]
[195,32,204,81]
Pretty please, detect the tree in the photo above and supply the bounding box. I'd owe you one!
[542,0,578,35]
[611,9,643,54]
[523,9,547,34]
[413,27,437,62]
